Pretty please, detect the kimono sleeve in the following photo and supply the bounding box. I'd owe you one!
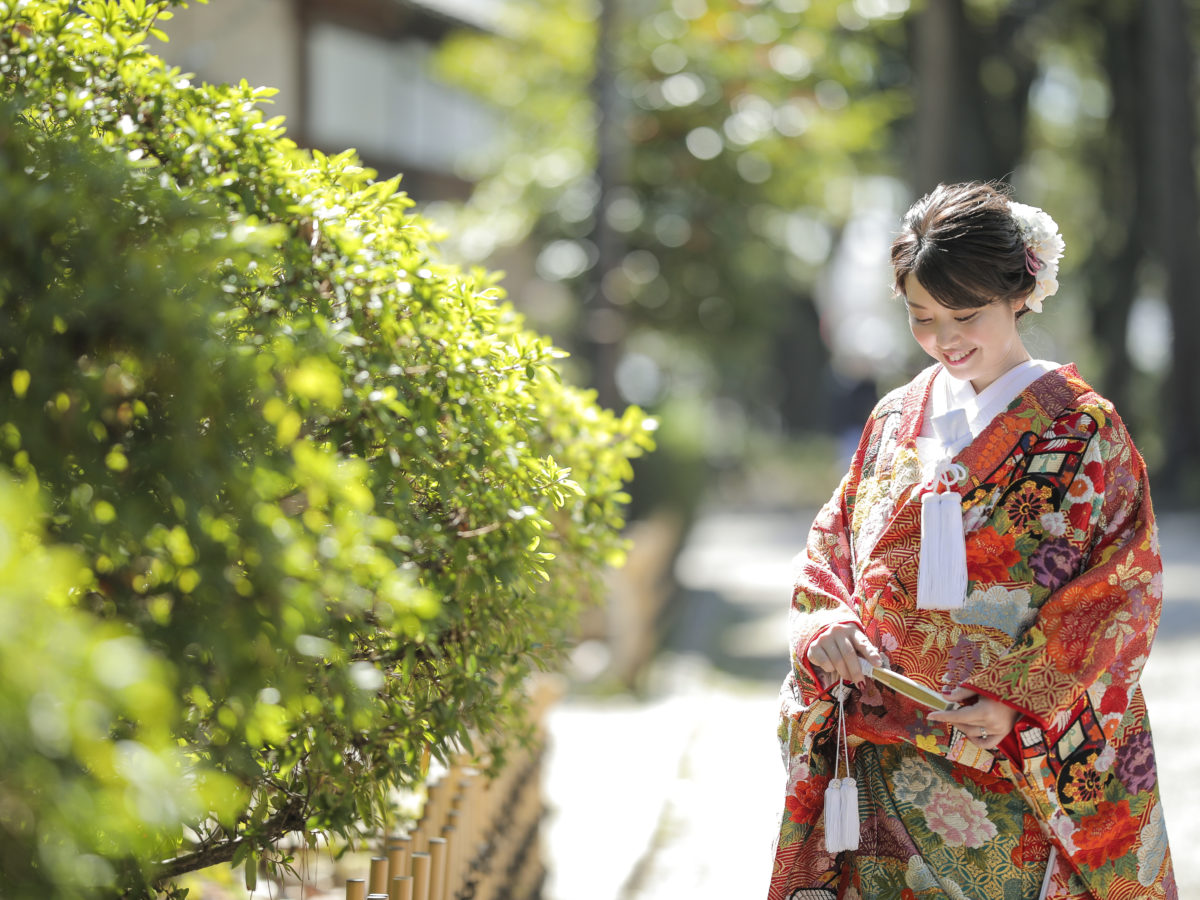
[965,405,1162,730]
[787,430,871,706]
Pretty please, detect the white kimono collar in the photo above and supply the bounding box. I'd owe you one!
[918,359,1059,473]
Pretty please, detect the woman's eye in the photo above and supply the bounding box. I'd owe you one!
[911,317,931,325]
[955,314,977,323]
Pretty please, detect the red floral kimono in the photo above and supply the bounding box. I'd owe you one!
[768,364,1176,900]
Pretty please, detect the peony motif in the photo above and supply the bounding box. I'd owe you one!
[923,784,998,848]
[1049,812,1079,854]
[1115,731,1158,795]
[787,753,811,787]
[785,773,829,823]
[962,502,990,534]
[966,526,1022,583]
[1009,201,1065,313]
[1040,510,1068,537]
[1029,538,1083,590]
[1073,799,1141,869]
[892,755,939,806]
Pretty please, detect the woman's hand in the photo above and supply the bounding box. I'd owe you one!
[806,622,883,687]
[926,688,1021,750]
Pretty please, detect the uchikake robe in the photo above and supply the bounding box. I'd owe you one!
[769,364,1176,900]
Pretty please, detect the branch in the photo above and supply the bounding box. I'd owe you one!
[150,798,308,884]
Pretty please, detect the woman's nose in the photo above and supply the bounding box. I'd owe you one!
[935,322,959,347]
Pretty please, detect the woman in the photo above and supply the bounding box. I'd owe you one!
[768,182,1175,900]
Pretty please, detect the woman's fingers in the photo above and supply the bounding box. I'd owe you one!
[832,637,864,685]
[810,642,851,684]
[851,630,884,666]
[926,695,1020,746]
[807,626,873,685]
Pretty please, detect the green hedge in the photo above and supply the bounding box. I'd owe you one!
[0,1,654,896]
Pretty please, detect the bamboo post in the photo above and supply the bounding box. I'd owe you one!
[426,778,449,839]
[369,857,390,895]
[391,876,414,900]
[387,836,411,887]
[440,824,458,899]
[410,822,428,856]
[427,836,447,900]
[454,774,476,872]
[411,851,431,900]
[346,878,367,900]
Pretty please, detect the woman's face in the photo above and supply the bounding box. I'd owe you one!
[903,277,1030,393]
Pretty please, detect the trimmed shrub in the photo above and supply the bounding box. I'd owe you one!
[0,1,653,895]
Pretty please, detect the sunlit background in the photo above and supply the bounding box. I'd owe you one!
[152,0,1200,897]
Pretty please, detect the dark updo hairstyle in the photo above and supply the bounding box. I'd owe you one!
[890,182,1036,314]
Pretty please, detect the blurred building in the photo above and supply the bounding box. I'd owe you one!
[152,0,500,200]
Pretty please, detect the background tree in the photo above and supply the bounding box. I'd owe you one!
[439,0,1200,506]
[0,1,653,895]
[436,0,911,519]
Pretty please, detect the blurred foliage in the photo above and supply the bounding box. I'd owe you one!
[0,478,243,896]
[0,0,653,895]
[437,0,1200,506]
[435,0,910,512]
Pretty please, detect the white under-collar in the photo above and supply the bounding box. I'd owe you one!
[917,359,1058,472]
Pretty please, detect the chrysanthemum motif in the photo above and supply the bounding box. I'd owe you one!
[1062,753,1108,804]
[1009,201,1065,313]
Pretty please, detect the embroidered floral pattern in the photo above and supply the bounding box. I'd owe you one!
[1029,537,1082,590]
[1012,814,1051,867]
[892,754,939,806]
[1062,753,1107,804]
[1073,799,1140,869]
[965,526,1021,583]
[785,775,828,824]
[1002,480,1053,530]
[923,784,998,848]
[1115,731,1158,794]
[944,634,982,685]
[951,585,1036,640]
[1040,510,1068,537]
[1138,803,1170,887]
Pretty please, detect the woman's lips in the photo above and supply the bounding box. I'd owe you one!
[943,348,976,367]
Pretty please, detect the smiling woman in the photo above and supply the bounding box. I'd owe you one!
[901,281,1028,393]
[768,182,1176,900]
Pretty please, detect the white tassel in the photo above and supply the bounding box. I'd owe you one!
[823,777,845,853]
[823,692,859,852]
[917,461,969,610]
[838,778,860,851]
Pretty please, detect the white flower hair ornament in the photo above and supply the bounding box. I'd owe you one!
[1008,201,1065,313]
